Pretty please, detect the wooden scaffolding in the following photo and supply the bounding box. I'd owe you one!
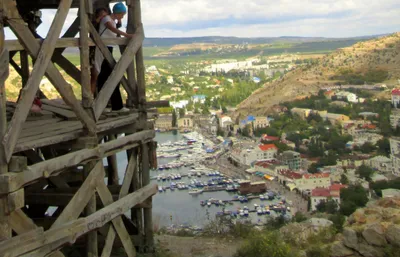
[0,0,160,256]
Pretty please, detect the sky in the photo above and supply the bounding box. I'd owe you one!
[4,0,400,39]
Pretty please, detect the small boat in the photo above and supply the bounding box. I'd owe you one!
[254,204,258,209]
[158,186,163,192]
[207,202,211,207]
[244,210,249,217]
[257,208,263,215]
[188,188,203,195]
[239,210,244,216]
[243,206,249,210]
[259,194,265,200]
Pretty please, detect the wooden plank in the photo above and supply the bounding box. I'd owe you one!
[88,20,134,99]
[94,27,144,120]
[80,0,93,109]
[141,143,154,251]
[9,209,37,234]
[0,17,11,240]
[106,135,118,185]
[125,0,138,108]
[51,161,103,228]
[41,104,77,119]
[3,0,75,162]
[0,227,44,256]
[40,99,72,110]
[4,189,24,214]
[0,184,157,256]
[5,37,130,51]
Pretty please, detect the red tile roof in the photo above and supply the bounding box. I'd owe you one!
[258,144,278,152]
[311,188,331,197]
[392,89,400,96]
[255,159,282,168]
[279,170,302,179]
[329,184,348,191]
[303,173,330,179]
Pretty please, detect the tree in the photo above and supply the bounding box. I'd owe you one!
[316,198,338,214]
[329,213,346,232]
[178,108,186,118]
[340,174,349,185]
[356,165,374,182]
[360,142,376,154]
[340,185,369,216]
[377,138,390,157]
[292,212,307,223]
[172,109,177,127]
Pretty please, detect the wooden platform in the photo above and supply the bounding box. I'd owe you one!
[6,100,140,153]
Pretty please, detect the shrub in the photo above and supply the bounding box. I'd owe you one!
[234,231,296,257]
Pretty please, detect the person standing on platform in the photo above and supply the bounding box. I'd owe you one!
[95,2,133,111]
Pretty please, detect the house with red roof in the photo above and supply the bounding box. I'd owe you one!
[297,173,331,192]
[310,183,347,211]
[230,143,278,166]
[253,160,289,176]
[392,89,400,108]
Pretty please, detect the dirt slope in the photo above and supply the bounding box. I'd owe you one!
[234,32,400,119]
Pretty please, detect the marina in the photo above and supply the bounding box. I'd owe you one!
[115,131,292,227]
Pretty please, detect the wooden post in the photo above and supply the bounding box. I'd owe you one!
[141,143,153,252]
[0,5,11,241]
[79,0,92,109]
[133,0,146,107]
[125,0,137,107]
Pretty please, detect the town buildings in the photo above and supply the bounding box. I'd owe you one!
[254,116,270,129]
[155,115,172,131]
[230,144,278,166]
[390,137,400,176]
[252,160,289,177]
[390,109,400,129]
[366,156,392,174]
[391,89,400,108]
[192,95,206,104]
[310,184,347,211]
[178,116,194,130]
[279,150,301,170]
[335,91,358,103]
[296,173,331,192]
[290,108,350,124]
[238,180,267,195]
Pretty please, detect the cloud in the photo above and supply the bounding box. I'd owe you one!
[4,0,400,39]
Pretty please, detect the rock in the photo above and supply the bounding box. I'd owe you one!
[386,224,400,247]
[330,241,355,257]
[358,242,384,257]
[361,223,387,247]
[349,209,366,225]
[343,228,359,250]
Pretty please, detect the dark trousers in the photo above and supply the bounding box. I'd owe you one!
[97,47,123,110]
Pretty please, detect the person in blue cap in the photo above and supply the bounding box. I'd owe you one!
[95,2,133,111]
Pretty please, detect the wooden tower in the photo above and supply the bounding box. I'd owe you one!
[0,0,161,256]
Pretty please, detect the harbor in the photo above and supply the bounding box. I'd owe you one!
[143,131,292,226]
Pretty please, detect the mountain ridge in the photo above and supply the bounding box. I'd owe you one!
[233,32,400,119]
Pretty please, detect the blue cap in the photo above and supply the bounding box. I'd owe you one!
[113,2,127,14]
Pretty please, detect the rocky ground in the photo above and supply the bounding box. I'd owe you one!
[331,197,400,257]
[155,235,241,257]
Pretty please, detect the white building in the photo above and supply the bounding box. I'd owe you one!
[296,173,332,192]
[203,60,254,73]
[366,156,392,173]
[220,116,233,131]
[254,116,270,129]
[170,100,189,109]
[336,91,358,103]
[390,109,400,129]
[230,144,278,166]
[392,89,400,108]
[310,184,347,211]
[192,95,206,104]
[390,137,400,177]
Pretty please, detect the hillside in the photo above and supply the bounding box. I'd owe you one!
[234,32,400,119]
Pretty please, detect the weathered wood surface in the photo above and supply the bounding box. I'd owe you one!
[0,184,157,257]
[79,0,92,109]
[3,0,79,162]
[5,37,130,51]
[0,130,155,195]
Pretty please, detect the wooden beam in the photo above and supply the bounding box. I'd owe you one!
[80,0,92,109]
[126,0,138,108]
[88,20,134,99]
[0,184,157,256]
[141,143,154,251]
[106,134,119,185]
[5,37,130,51]
[0,130,155,195]
[133,0,146,108]
[51,161,103,228]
